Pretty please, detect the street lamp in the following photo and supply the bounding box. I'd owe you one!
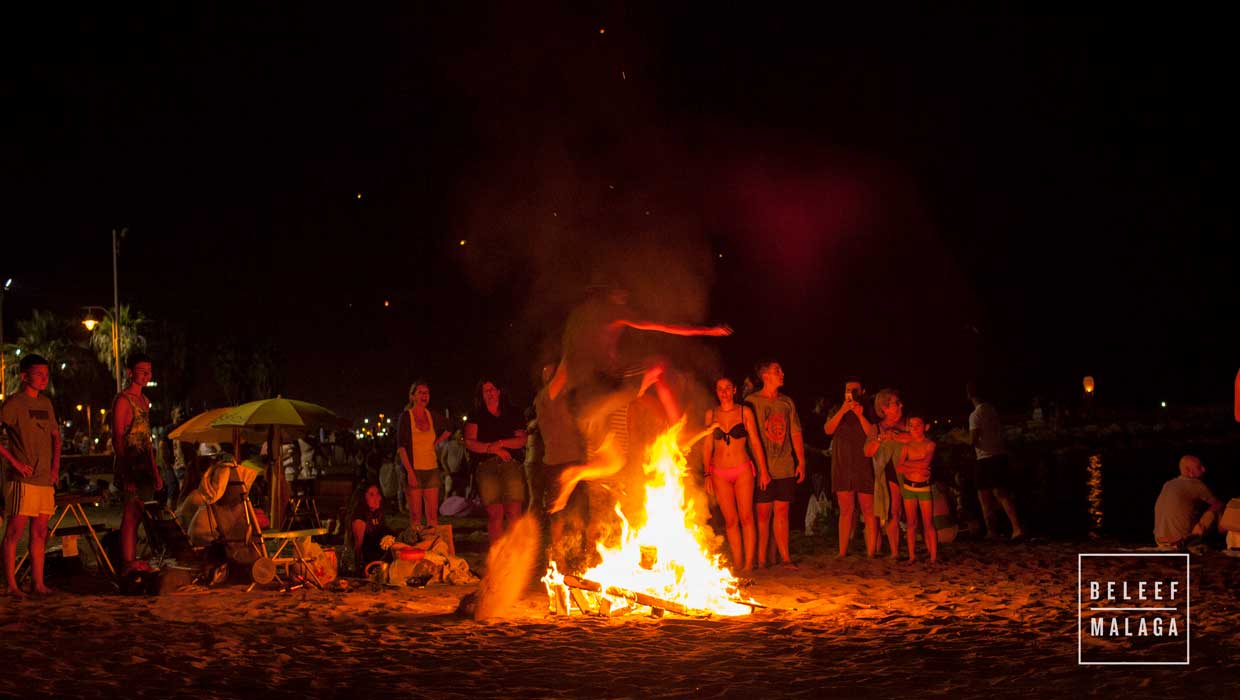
[0,277,12,400]
[82,306,122,393]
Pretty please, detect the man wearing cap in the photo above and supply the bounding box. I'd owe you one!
[0,354,61,596]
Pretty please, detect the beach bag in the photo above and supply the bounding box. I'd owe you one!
[804,491,830,535]
[932,485,958,544]
[439,495,476,517]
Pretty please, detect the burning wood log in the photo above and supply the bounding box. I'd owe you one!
[562,574,711,618]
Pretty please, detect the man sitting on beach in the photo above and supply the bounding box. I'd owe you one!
[0,354,61,596]
[1154,455,1223,550]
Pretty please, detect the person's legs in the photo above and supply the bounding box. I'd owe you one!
[885,482,902,558]
[502,501,523,534]
[756,502,773,568]
[409,487,425,527]
[30,514,50,593]
[713,475,742,568]
[836,491,855,557]
[919,498,938,562]
[3,514,29,595]
[903,497,919,562]
[994,487,1023,538]
[485,504,505,543]
[121,496,143,566]
[351,519,368,571]
[773,500,793,566]
[734,470,756,570]
[857,492,877,557]
[977,489,1002,537]
[423,487,440,528]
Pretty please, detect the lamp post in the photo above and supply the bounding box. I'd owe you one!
[83,306,122,394]
[0,277,11,400]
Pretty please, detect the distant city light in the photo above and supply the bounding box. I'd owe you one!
[363,418,369,424]
[461,415,468,421]
[1160,401,1167,408]
[65,421,72,428]
[356,192,363,200]
[459,239,467,246]
[385,418,391,424]
[599,27,606,34]
[76,404,83,411]
[146,381,158,387]
[384,300,390,307]
[61,363,67,370]
[14,349,20,356]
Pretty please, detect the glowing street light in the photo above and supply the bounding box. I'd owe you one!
[82,306,122,393]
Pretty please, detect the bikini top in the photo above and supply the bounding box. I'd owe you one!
[712,423,747,445]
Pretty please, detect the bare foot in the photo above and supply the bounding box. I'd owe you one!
[4,586,26,598]
[33,585,55,595]
[907,557,917,564]
[781,562,799,571]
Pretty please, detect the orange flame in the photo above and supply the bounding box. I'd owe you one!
[544,420,755,616]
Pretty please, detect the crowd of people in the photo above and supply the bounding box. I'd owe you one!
[1,284,1235,595]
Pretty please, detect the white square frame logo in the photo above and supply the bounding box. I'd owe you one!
[1078,553,1190,666]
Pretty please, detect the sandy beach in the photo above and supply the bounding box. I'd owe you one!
[3,529,1236,699]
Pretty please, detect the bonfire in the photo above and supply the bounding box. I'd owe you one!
[543,421,758,617]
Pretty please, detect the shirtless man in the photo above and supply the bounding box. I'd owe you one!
[895,416,937,563]
[113,353,162,571]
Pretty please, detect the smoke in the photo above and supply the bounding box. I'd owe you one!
[471,513,541,620]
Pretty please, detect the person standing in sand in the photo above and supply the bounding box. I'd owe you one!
[1,354,61,596]
[745,360,805,569]
[703,377,769,572]
[465,378,528,544]
[895,416,937,563]
[396,380,452,530]
[967,382,1024,541]
[113,353,162,573]
[824,378,877,558]
[864,389,909,559]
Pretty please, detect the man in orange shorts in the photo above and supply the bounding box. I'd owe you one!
[0,354,61,596]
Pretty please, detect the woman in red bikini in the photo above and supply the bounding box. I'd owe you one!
[702,377,770,572]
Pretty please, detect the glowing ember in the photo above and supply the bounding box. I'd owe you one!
[544,421,756,616]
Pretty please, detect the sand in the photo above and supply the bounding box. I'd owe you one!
[2,535,1237,698]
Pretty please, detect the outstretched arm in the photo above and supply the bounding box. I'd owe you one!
[616,319,732,337]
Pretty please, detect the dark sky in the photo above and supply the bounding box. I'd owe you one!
[3,5,1235,423]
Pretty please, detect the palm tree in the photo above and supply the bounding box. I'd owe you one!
[86,304,147,386]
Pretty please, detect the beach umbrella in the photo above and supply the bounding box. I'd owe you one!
[168,407,274,445]
[210,398,342,528]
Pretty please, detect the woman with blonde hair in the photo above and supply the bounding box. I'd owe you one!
[396,380,451,529]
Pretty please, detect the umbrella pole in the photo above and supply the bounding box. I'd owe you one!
[270,427,286,529]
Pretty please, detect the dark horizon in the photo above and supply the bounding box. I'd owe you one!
[4,6,1235,424]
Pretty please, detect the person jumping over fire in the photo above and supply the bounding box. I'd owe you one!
[548,281,731,436]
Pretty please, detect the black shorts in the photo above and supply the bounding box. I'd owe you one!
[755,476,797,503]
[974,454,1012,491]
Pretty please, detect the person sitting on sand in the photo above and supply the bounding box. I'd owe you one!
[703,377,770,572]
[895,416,938,563]
[0,354,61,596]
[351,484,394,572]
[1154,455,1223,551]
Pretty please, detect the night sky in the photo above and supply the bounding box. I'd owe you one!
[4,5,1235,424]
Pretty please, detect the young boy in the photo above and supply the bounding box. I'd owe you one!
[113,353,161,571]
[745,360,805,569]
[0,354,61,596]
[895,416,938,563]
